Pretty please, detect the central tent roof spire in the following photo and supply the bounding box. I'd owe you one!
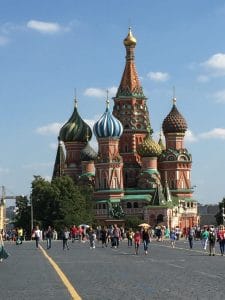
[116,28,144,97]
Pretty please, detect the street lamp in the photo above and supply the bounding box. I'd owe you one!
[30,196,33,237]
[222,207,225,225]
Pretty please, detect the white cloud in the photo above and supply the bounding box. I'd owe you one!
[27,20,65,34]
[0,167,10,173]
[43,175,51,182]
[203,53,225,71]
[84,117,99,128]
[197,75,209,83]
[84,86,117,98]
[0,35,9,46]
[147,71,170,82]
[213,90,225,103]
[185,130,198,143]
[36,122,63,136]
[199,128,225,140]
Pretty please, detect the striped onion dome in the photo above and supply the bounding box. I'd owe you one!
[59,98,92,142]
[162,98,187,134]
[80,142,97,161]
[137,134,162,157]
[93,100,123,138]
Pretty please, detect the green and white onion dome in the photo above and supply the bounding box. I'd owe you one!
[59,101,92,143]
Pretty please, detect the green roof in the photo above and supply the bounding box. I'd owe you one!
[80,172,94,177]
[122,194,152,201]
[95,198,121,203]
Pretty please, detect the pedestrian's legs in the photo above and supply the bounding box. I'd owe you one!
[189,237,193,249]
[144,240,148,254]
[135,242,139,254]
[35,237,39,248]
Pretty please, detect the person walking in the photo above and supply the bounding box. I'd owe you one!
[88,227,96,249]
[127,228,134,247]
[201,227,209,250]
[62,227,70,250]
[170,228,176,248]
[46,226,53,249]
[142,228,150,255]
[208,227,216,256]
[34,225,41,248]
[100,226,108,248]
[217,225,225,256]
[187,227,195,249]
[134,230,141,255]
[0,229,9,262]
[113,224,121,248]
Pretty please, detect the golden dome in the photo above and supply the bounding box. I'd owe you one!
[137,134,162,157]
[123,27,137,47]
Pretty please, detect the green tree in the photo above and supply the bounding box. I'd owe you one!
[215,197,225,225]
[124,216,143,230]
[14,195,31,234]
[30,175,93,231]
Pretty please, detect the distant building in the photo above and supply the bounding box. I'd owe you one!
[52,28,199,230]
[198,204,218,226]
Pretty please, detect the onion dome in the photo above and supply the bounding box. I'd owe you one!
[93,99,123,138]
[59,98,92,142]
[80,142,97,161]
[162,98,187,134]
[137,134,162,157]
[123,27,137,47]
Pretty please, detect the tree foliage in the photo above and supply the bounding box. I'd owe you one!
[14,195,31,234]
[30,175,94,231]
[124,216,143,230]
[215,197,225,225]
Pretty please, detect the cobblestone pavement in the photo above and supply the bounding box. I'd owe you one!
[1,239,225,300]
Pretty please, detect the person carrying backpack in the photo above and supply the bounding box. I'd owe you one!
[208,227,216,256]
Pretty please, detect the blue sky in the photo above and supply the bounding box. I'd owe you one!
[1,0,225,205]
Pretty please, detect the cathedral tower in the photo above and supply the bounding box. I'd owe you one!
[159,97,192,198]
[113,28,152,188]
[59,98,92,179]
[93,98,124,220]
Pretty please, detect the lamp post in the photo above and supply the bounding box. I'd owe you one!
[30,196,33,237]
[222,207,225,226]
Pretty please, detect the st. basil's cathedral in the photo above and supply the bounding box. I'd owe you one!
[53,28,199,231]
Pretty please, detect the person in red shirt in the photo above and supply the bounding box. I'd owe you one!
[71,225,78,243]
[217,225,225,256]
[133,231,141,255]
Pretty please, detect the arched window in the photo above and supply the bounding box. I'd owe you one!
[127,202,132,208]
[133,202,138,208]
[157,214,164,224]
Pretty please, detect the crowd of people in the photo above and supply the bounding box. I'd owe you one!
[1,223,225,261]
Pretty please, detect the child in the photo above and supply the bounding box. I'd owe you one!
[133,231,141,255]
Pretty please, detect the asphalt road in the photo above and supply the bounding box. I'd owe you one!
[1,238,225,300]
